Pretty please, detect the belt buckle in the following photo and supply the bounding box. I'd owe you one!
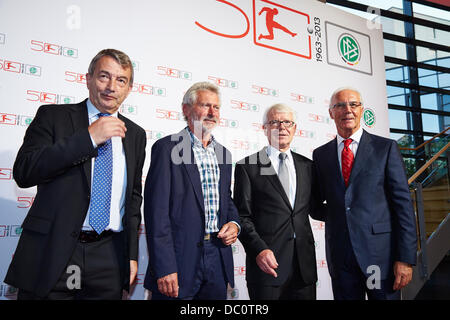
[204,233,211,241]
[79,230,101,243]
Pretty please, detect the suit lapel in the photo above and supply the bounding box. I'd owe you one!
[119,114,132,199]
[292,153,305,211]
[175,129,205,212]
[258,148,292,210]
[323,138,345,188]
[348,130,373,186]
[69,99,92,190]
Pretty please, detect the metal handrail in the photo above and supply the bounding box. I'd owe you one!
[408,142,450,185]
[421,160,447,188]
[400,127,450,151]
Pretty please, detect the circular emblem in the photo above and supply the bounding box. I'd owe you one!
[338,33,361,66]
[363,108,376,128]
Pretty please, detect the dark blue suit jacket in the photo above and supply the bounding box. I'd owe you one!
[312,130,417,280]
[143,128,240,298]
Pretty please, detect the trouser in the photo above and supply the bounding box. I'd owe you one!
[18,231,123,300]
[247,245,316,300]
[152,234,228,300]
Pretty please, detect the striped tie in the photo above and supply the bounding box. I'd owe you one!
[342,139,354,187]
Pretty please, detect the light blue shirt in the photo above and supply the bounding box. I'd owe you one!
[82,99,127,232]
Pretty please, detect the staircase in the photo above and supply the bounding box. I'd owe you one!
[399,128,450,300]
[422,181,450,238]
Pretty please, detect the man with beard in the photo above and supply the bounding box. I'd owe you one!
[143,82,240,300]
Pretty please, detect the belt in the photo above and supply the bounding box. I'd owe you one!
[78,230,114,243]
[204,232,218,241]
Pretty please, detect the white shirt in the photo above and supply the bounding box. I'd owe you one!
[266,145,297,208]
[336,127,363,170]
[82,99,127,232]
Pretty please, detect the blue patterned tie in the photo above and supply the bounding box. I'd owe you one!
[88,113,113,234]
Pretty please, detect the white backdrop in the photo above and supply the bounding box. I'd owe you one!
[0,0,388,300]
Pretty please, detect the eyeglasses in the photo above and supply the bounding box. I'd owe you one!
[266,120,295,128]
[332,101,362,110]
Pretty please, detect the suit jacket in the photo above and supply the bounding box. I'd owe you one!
[233,147,317,286]
[143,128,240,298]
[312,130,417,280]
[5,99,146,297]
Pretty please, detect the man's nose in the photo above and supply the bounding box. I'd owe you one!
[105,79,117,91]
[208,106,217,116]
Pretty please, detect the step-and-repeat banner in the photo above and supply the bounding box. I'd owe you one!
[0,0,388,300]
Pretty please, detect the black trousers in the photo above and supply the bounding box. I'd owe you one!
[17,232,123,300]
[247,248,316,300]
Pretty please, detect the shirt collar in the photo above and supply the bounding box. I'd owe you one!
[186,126,216,149]
[87,99,118,119]
[266,144,293,161]
[337,127,363,145]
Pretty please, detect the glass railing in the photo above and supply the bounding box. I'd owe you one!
[400,132,450,300]
[399,129,449,180]
[403,132,449,240]
[401,130,450,290]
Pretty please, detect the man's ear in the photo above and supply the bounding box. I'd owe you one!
[329,108,334,120]
[182,104,190,119]
[85,73,91,90]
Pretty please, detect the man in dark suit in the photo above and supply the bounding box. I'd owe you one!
[312,87,417,300]
[144,81,240,300]
[5,49,146,300]
[233,103,317,300]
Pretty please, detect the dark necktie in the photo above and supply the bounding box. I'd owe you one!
[278,152,289,197]
[342,139,354,187]
[88,113,113,234]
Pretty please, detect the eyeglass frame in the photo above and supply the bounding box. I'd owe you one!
[331,101,363,110]
[265,120,296,128]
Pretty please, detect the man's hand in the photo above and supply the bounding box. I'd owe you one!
[393,261,413,290]
[256,249,278,278]
[88,116,127,145]
[157,272,179,298]
[130,260,138,286]
[217,222,238,246]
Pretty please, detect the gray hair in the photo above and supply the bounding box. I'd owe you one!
[182,81,221,122]
[329,86,363,109]
[263,103,297,124]
[88,48,134,86]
